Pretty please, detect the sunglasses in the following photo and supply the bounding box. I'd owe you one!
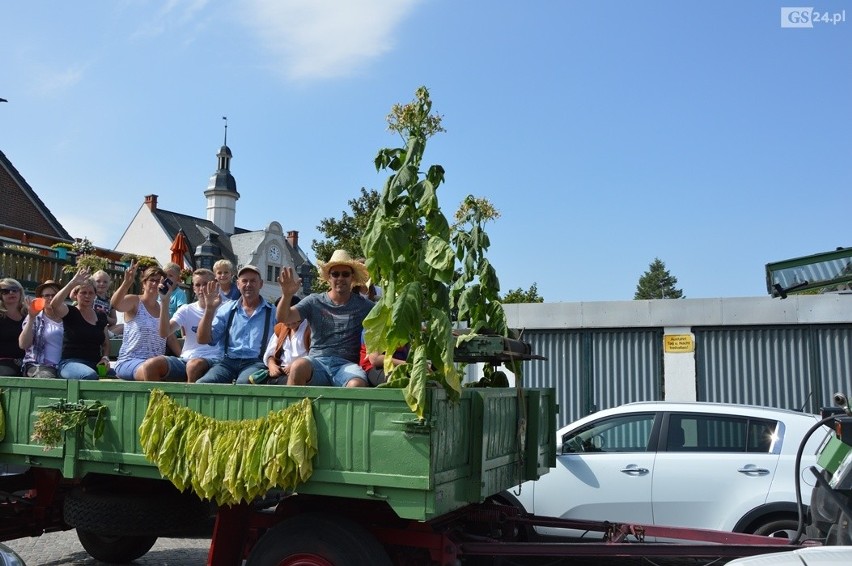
[0,288,20,295]
[329,271,352,278]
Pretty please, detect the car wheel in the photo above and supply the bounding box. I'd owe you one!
[751,517,800,538]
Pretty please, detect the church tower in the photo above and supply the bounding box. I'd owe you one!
[204,118,240,235]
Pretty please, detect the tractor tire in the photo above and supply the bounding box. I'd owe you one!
[64,486,212,537]
[75,529,157,563]
[246,512,391,566]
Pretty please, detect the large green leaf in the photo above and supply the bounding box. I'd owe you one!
[478,259,500,293]
[424,237,455,283]
[403,344,429,417]
[388,282,422,345]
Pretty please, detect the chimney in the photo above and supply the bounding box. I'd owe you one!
[286,230,299,249]
[144,194,158,211]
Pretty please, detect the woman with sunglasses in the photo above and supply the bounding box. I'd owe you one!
[50,269,111,380]
[0,278,27,375]
[19,280,63,378]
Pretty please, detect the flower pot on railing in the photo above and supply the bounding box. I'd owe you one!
[54,248,67,260]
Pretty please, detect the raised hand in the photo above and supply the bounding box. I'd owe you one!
[72,267,92,285]
[122,261,139,286]
[203,280,222,311]
[278,267,302,296]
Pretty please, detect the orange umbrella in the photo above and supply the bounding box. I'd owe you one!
[170,230,189,267]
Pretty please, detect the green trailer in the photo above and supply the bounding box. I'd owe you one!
[0,368,556,564]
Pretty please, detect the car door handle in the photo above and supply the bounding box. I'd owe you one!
[620,466,649,475]
[737,467,770,475]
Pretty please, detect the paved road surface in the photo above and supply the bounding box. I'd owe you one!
[5,530,749,566]
[6,530,210,565]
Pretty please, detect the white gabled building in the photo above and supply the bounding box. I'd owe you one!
[114,139,311,302]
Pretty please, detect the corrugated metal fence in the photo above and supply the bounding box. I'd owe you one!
[516,324,852,428]
[520,329,663,429]
[696,325,852,414]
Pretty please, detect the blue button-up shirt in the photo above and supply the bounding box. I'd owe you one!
[209,299,276,360]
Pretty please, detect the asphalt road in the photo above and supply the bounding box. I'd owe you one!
[3,529,750,566]
[6,531,210,565]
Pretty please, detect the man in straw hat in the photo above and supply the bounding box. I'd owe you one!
[275,249,374,387]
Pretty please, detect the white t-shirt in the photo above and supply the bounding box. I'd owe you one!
[171,303,223,361]
[263,319,309,366]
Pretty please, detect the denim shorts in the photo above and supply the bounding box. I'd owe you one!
[305,355,367,387]
[164,356,219,381]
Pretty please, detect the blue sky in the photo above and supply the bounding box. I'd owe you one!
[2,1,850,302]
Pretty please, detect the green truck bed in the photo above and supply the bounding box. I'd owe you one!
[0,378,556,521]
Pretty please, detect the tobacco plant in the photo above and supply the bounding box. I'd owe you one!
[361,87,508,417]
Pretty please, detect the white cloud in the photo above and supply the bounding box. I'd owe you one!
[131,0,210,40]
[32,64,87,97]
[242,0,422,80]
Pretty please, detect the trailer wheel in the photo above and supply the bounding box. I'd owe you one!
[750,517,799,538]
[75,529,157,563]
[64,487,212,536]
[245,512,391,566]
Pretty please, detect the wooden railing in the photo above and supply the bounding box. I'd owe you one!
[0,247,127,294]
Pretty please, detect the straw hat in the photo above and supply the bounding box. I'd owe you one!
[35,280,61,296]
[317,250,369,286]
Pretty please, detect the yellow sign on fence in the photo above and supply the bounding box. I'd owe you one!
[664,334,694,353]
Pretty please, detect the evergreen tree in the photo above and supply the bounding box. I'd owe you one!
[634,258,684,300]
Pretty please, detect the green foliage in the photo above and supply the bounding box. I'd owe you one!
[501,283,544,304]
[50,242,74,250]
[30,400,106,451]
[634,258,684,300]
[312,187,380,266]
[450,195,507,335]
[63,253,109,275]
[119,253,160,270]
[362,87,507,417]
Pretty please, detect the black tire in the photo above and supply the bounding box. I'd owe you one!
[64,487,212,537]
[750,517,800,538]
[245,512,391,566]
[76,529,157,563]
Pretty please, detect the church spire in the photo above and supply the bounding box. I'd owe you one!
[205,117,240,235]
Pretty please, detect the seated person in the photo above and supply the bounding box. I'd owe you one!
[19,280,63,378]
[257,296,311,385]
[162,262,188,319]
[0,278,27,375]
[359,331,408,386]
[137,269,223,382]
[213,259,240,302]
[275,250,373,387]
[50,270,111,380]
[91,270,121,335]
[196,265,276,384]
[111,262,168,380]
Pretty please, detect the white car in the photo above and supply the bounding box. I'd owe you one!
[504,401,829,540]
[726,546,852,565]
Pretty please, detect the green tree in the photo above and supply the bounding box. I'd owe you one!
[502,283,544,304]
[311,187,380,264]
[634,258,684,300]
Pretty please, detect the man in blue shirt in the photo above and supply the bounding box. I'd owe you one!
[196,265,276,384]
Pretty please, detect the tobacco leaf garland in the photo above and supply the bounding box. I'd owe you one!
[138,389,317,506]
